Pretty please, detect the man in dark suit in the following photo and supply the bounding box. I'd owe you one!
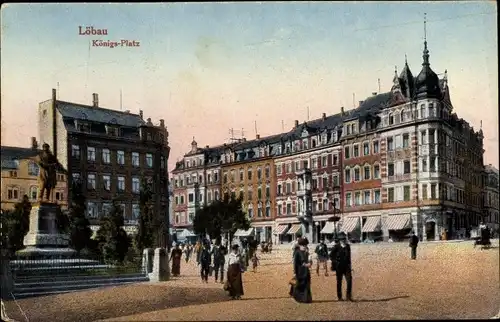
[409,231,419,260]
[335,234,353,301]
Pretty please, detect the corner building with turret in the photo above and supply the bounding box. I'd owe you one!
[171,39,486,244]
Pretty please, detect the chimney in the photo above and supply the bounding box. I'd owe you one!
[242,138,247,142]
[52,88,56,101]
[294,120,299,127]
[341,107,345,115]
[159,119,165,128]
[92,93,99,107]
[205,145,210,148]
[31,137,38,149]
[256,134,260,139]
[139,110,144,119]
[359,100,364,106]
[146,117,153,125]
[372,92,377,96]
[322,113,326,120]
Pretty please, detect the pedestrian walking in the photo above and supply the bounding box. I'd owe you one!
[225,244,245,300]
[170,243,183,277]
[291,237,313,303]
[315,238,329,276]
[409,231,419,260]
[184,243,192,263]
[334,234,353,301]
[329,238,340,272]
[251,252,260,273]
[194,240,202,265]
[199,241,211,283]
[212,240,226,284]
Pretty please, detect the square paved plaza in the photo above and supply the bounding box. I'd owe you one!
[3,240,499,321]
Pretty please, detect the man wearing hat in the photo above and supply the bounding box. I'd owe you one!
[334,233,353,301]
[315,237,329,276]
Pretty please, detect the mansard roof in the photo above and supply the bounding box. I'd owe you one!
[1,146,39,170]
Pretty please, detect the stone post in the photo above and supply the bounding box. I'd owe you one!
[142,248,154,274]
[148,248,170,282]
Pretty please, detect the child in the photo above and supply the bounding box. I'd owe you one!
[251,252,260,273]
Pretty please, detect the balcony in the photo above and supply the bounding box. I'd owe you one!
[387,149,412,160]
[384,173,412,182]
[296,184,312,197]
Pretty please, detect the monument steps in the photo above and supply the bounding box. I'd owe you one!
[13,274,149,298]
[14,272,147,284]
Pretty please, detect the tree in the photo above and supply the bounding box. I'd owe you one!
[135,179,155,251]
[193,193,250,242]
[96,200,130,264]
[67,180,92,254]
[0,195,32,256]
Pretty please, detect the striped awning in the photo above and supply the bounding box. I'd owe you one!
[273,225,289,235]
[234,228,254,237]
[386,214,411,230]
[321,221,336,234]
[340,217,360,233]
[362,216,381,233]
[287,224,302,235]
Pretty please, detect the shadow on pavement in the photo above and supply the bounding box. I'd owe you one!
[3,285,232,322]
[313,295,410,303]
[240,296,292,301]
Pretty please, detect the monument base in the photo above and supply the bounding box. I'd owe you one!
[16,203,76,260]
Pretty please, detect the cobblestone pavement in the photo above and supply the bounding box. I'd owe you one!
[3,241,499,321]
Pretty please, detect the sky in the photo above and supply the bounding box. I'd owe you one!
[1,2,498,171]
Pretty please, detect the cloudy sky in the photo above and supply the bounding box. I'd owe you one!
[1,2,497,170]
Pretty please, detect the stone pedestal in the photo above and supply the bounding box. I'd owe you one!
[148,248,170,282]
[16,203,76,259]
[142,248,154,274]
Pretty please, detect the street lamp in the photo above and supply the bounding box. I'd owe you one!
[328,199,341,240]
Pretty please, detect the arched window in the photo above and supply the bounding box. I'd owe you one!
[400,110,405,122]
[29,186,38,200]
[28,161,39,176]
[389,113,394,125]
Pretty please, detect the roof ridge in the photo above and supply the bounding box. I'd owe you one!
[57,100,141,116]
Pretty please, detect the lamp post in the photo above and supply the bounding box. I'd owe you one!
[328,199,341,240]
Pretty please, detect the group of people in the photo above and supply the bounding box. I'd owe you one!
[289,234,353,303]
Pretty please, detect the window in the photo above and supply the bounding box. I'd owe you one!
[404,186,411,201]
[323,199,328,211]
[7,187,19,200]
[344,146,350,159]
[132,204,140,219]
[420,104,426,118]
[102,148,111,164]
[344,168,351,183]
[400,110,405,122]
[247,168,252,180]
[354,168,360,181]
[429,103,435,117]
[388,188,395,202]
[355,192,361,206]
[265,202,271,217]
[346,192,352,207]
[322,156,328,167]
[364,166,370,180]
[132,152,140,167]
[257,205,263,217]
[428,129,435,144]
[132,177,140,193]
[87,173,96,190]
[188,193,194,203]
[420,131,427,144]
[333,175,339,187]
[214,191,219,200]
[312,158,318,169]
[223,172,228,184]
[422,158,428,172]
[374,190,381,203]
[333,155,338,165]
[286,203,292,214]
[364,191,371,204]
[117,176,125,192]
[72,145,80,159]
[146,153,153,168]
[277,184,282,195]
[28,161,39,176]
[322,176,328,189]
[239,169,244,181]
[388,163,395,176]
[403,134,410,148]
[373,141,379,154]
[430,184,437,199]
[257,167,262,180]
[188,212,195,223]
[353,145,359,157]
[276,164,282,175]
[102,175,111,191]
[87,202,98,218]
[247,206,254,218]
[430,157,436,172]
[117,150,125,165]
[387,137,394,151]
[404,161,411,174]
[257,187,262,200]
[363,142,370,155]
[29,186,38,200]
[265,165,270,178]
[422,184,428,200]
[265,186,270,198]
[389,113,394,125]
[72,172,80,183]
[373,165,380,179]
[102,203,112,216]
[230,170,235,182]
[87,147,96,162]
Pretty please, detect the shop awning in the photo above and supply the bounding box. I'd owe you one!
[362,216,381,233]
[179,229,196,238]
[320,222,336,234]
[273,225,289,235]
[386,214,411,230]
[340,217,360,233]
[287,224,302,235]
[234,228,254,237]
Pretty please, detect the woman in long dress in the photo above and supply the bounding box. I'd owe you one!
[170,244,183,277]
[226,244,244,300]
[292,238,313,303]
